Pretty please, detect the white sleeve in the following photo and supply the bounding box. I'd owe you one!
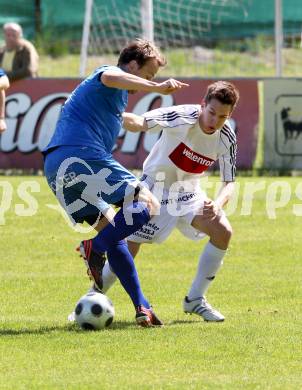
[219,124,237,182]
[143,105,199,133]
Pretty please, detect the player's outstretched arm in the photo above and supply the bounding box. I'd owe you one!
[122,112,148,132]
[101,70,189,94]
[201,182,235,220]
[215,181,235,209]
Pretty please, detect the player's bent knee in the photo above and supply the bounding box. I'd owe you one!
[218,221,233,246]
[223,224,233,244]
[208,217,233,249]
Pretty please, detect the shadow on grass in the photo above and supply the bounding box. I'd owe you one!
[0,320,139,336]
[0,319,202,335]
[0,324,73,336]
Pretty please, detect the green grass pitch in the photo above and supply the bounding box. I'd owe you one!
[0,176,301,389]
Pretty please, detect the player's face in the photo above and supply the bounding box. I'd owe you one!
[199,98,233,134]
[127,57,160,94]
[135,58,159,81]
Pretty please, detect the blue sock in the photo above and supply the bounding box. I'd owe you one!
[106,240,150,308]
[92,202,150,253]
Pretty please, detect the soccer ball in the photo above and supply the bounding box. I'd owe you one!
[74,291,115,330]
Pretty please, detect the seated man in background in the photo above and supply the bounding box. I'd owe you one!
[0,22,39,82]
[0,68,9,133]
[72,81,239,323]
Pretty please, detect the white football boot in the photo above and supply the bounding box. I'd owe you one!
[183,296,225,322]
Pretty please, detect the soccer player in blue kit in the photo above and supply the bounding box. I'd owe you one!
[43,39,188,327]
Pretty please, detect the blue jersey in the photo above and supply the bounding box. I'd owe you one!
[0,68,6,77]
[43,65,128,156]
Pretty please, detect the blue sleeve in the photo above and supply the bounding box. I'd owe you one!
[93,65,124,85]
[0,68,6,77]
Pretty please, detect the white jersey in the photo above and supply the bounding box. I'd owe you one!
[143,104,237,192]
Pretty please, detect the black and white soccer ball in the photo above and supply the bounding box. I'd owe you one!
[74,292,115,330]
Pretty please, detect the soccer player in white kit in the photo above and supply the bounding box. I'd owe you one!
[72,81,239,324]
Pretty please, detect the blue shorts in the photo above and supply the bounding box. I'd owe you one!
[44,146,138,224]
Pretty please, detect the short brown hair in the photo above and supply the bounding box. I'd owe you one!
[204,81,239,109]
[117,38,166,68]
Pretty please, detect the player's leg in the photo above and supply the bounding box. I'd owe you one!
[76,158,162,326]
[189,211,232,293]
[89,185,159,307]
[68,241,147,324]
[99,240,162,326]
[179,199,232,321]
[99,198,177,326]
[100,241,141,292]
[191,211,232,250]
[91,184,159,252]
[82,236,163,327]
[128,240,142,258]
[79,191,153,295]
[84,156,160,254]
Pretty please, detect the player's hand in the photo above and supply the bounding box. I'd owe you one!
[202,199,221,220]
[155,78,189,95]
[0,118,7,133]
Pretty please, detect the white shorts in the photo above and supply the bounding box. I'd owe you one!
[128,186,207,244]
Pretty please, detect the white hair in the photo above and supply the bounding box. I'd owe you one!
[3,22,23,37]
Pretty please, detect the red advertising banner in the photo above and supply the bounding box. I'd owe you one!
[1,78,258,170]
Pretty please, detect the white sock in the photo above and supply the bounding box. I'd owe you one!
[187,242,226,300]
[102,261,117,293]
